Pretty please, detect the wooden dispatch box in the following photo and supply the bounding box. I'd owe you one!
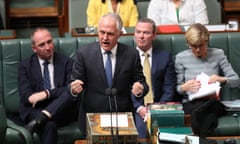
[86,112,138,144]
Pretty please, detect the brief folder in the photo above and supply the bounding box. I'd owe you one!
[147,103,184,136]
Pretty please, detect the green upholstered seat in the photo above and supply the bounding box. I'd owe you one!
[0,33,240,144]
[0,105,6,144]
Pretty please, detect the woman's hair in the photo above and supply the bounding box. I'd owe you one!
[185,23,209,46]
[101,0,137,4]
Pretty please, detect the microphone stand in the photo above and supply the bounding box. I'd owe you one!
[105,88,114,144]
[112,88,118,144]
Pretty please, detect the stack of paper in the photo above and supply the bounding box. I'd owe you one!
[188,72,221,101]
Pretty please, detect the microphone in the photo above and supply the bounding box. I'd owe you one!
[112,88,118,144]
[105,88,114,144]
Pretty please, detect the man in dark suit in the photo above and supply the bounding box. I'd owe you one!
[70,13,148,137]
[133,18,177,138]
[18,27,77,144]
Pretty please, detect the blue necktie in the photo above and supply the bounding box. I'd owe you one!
[105,51,112,87]
[43,61,51,89]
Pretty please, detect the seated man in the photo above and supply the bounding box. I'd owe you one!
[133,17,177,138]
[18,27,78,144]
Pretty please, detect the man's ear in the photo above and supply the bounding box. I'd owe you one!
[32,46,37,53]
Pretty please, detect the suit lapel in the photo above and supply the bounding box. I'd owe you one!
[113,44,124,85]
[151,48,158,80]
[32,55,43,87]
[94,44,108,86]
[53,53,59,87]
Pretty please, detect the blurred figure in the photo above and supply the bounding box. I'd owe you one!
[0,14,3,29]
[70,13,148,137]
[87,0,138,27]
[133,17,176,138]
[147,0,209,25]
[175,23,239,114]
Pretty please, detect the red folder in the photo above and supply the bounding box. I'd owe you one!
[157,25,182,33]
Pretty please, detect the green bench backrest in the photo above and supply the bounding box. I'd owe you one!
[1,40,21,114]
[0,33,240,115]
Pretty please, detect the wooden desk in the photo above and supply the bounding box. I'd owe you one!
[0,29,16,39]
[224,1,240,12]
[75,138,151,144]
[71,28,97,37]
[71,26,239,38]
[224,1,240,22]
[71,28,135,37]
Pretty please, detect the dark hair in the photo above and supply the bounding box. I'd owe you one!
[31,27,51,45]
[101,0,137,5]
[137,17,157,34]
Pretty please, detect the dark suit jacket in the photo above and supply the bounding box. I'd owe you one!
[151,47,176,102]
[72,42,148,113]
[18,53,74,122]
[132,47,176,109]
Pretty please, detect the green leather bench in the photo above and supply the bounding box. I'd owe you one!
[0,32,240,143]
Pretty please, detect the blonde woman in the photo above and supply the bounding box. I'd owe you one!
[175,23,239,114]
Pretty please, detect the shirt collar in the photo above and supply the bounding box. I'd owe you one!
[101,44,118,56]
[136,47,153,57]
[38,56,53,65]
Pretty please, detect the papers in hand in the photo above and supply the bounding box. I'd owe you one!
[188,72,221,101]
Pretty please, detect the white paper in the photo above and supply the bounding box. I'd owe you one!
[188,72,221,101]
[158,132,186,143]
[158,133,199,144]
[222,100,240,108]
[185,135,199,144]
[100,113,128,127]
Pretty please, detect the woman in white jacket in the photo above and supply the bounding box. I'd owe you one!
[147,0,209,25]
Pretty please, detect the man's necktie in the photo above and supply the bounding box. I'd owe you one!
[143,52,153,105]
[105,51,112,88]
[43,61,51,89]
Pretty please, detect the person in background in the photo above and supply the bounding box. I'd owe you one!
[147,0,209,25]
[87,0,138,27]
[132,17,177,138]
[70,13,148,138]
[175,23,239,114]
[18,27,78,144]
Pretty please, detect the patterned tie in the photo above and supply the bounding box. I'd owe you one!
[105,51,112,88]
[143,52,153,105]
[43,61,51,89]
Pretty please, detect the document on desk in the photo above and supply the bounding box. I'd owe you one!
[222,100,240,111]
[188,72,221,101]
[100,113,128,127]
[158,132,199,144]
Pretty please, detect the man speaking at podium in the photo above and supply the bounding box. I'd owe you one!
[69,13,148,138]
